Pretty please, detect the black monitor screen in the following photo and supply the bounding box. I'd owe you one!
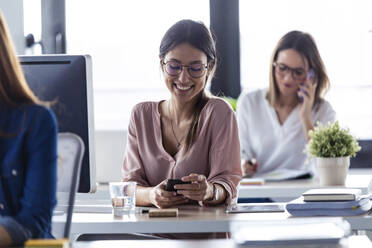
[350,140,372,168]
[19,55,96,193]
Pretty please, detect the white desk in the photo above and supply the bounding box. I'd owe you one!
[59,172,371,237]
[52,204,372,237]
[55,205,286,235]
[73,235,372,248]
[238,174,371,198]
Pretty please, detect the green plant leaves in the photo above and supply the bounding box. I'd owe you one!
[307,121,361,158]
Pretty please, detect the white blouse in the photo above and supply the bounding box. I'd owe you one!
[237,89,336,176]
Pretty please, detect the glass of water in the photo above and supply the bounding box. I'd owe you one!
[109,181,136,216]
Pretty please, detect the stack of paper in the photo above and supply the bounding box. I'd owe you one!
[286,188,372,216]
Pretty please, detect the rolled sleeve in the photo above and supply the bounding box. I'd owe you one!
[0,216,32,246]
[209,106,242,205]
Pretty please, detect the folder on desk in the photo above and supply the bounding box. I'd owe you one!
[286,196,372,216]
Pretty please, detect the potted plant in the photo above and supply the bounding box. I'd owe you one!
[307,121,361,186]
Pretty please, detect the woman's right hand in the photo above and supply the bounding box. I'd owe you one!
[149,180,189,208]
[242,159,258,178]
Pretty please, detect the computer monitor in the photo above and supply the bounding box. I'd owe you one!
[19,55,96,193]
[350,140,372,168]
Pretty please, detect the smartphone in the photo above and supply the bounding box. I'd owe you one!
[298,69,315,103]
[165,179,191,192]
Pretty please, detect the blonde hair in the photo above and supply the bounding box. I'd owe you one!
[0,11,40,107]
[267,31,330,110]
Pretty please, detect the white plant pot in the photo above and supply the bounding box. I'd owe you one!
[316,156,350,186]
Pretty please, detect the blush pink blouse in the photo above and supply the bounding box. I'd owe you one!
[122,98,242,204]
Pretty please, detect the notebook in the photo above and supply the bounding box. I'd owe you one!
[302,188,362,201]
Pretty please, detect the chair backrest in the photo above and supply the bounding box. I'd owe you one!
[53,132,84,239]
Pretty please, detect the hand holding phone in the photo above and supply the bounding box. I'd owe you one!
[149,179,190,208]
[298,69,314,103]
[165,179,191,192]
[306,68,315,80]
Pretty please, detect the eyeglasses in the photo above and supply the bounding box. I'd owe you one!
[162,60,208,78]
[273,62,306,80]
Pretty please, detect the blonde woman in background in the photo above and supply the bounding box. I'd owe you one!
[237,31,336,180]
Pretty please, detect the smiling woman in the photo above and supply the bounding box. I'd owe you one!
[122,20,241,212]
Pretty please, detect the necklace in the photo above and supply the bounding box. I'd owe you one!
[168,101,184,148]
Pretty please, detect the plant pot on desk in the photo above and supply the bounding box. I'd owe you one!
[316,156,350,186]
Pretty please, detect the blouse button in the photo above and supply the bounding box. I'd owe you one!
[12,169,17,176]
[0,204,4,210]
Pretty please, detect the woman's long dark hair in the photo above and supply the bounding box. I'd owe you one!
[159,19,217,153]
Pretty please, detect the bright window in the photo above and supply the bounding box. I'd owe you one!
[240,0,372,139]
[23,0,42,54]
[66,0,210,130]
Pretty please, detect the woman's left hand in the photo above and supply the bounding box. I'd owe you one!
[297,76,316,122]
[174,173,214,202]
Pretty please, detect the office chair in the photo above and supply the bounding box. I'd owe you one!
[53,132,85,239]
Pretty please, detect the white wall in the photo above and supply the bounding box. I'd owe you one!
[95,130,127,183]
[0,0,25,54]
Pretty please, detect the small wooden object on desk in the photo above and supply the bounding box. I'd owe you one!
[148,208,178,217]
[24,239,69,248]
